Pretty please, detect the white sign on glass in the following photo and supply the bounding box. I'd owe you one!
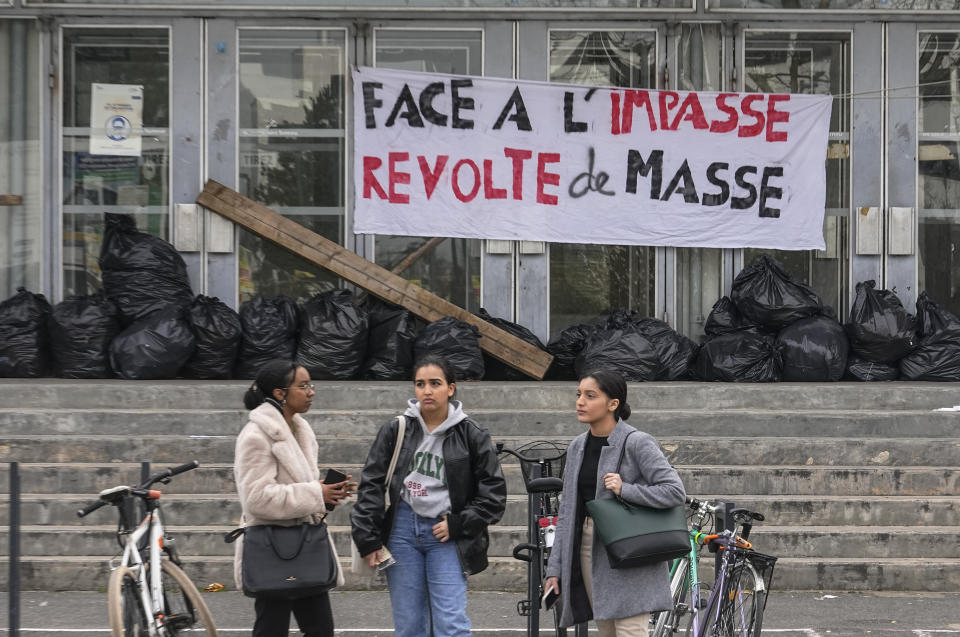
[89,83,144,157]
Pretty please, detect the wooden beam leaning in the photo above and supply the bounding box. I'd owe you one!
[0,195,23,206]
[197,179,553,380]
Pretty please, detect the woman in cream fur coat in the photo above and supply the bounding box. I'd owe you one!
[234,360,357,637]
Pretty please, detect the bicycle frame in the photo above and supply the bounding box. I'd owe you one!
[114,497,168,636]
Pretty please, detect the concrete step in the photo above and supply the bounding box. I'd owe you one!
[5,434,958,468]
[2,555,959,593]
[4,408,960,438]
[4,380,960,411]
[7,523,959,560]
[4,463,959,498]
[8,493,958,528]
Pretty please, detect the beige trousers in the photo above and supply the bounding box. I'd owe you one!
[580,517,650,637]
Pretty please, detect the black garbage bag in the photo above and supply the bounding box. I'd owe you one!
[0,287,52,377]
[546,321,600,380]
[619,316,699,381]
[414,317,484,380]
[845,280,916,363]
[776,315,849,381]
[477,309,548,381]
[361,297,419,381]
[99,213,193,325]
[844,353,900,381]
[574,327,663,381]
[109,306,195,380]
[235,295,299,379]
[694,330,782,382]
[48,292,120,378]
[297,290,369,380]
[731,255,823,331]
[705,296,756,336]
[915,291,960,339]
[899,328,960,381]
[181,296,242,380]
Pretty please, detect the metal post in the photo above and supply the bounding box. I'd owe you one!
[9,461,21,636]
[139,462,150,518]
[715,500,734,575]
[8,21,27,294]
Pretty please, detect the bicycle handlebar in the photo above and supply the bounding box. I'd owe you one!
[139,460,200,488]
[496,442,566,465]
[76,460,200,518]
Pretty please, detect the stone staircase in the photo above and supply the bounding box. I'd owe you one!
[0,379,958,592]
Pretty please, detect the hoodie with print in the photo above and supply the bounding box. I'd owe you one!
[399,398,466,518]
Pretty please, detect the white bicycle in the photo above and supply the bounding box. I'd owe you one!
[78,460,218,636]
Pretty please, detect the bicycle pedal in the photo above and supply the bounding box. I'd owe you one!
[162,614,194,630]
[517,600,531,617]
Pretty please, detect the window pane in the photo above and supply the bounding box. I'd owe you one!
[373,29,483,313]
[742,32,850,316]
[237,29,346,304]
[1,20,43,300]
[548,30,656,338]
[712,0,958,9]
[918,32,960,317]
[61,28,169,297]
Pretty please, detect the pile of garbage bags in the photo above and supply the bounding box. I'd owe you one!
[5,215,960,382]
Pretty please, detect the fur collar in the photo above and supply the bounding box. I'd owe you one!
[248,403,318,485]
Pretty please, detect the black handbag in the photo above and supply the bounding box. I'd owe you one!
[226,522,338,599]
[585,431,689,569]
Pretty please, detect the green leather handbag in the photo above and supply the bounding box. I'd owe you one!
[585,432,689,569]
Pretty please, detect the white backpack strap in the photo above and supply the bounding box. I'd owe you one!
[383,415,406,510]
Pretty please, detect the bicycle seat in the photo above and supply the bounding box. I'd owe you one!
[526,477,563,494]
[730,508,764,523]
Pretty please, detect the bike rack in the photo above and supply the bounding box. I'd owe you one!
[8,461,20,637]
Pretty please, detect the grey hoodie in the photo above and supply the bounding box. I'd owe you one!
[399,398,467,518]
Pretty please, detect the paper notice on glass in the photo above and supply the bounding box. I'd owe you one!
[89,83,143,156]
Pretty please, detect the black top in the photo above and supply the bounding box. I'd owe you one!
[577,432,609,513]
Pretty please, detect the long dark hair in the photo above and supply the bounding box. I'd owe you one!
[580,369,631,421]
[244,359,298,411]
[412,354,457,397]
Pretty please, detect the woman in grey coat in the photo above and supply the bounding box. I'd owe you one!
[544,370,686,637]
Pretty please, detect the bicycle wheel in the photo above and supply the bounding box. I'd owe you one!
[108,566,150,637]
[157,560,218,636]
[716,562,759,637]
[750,591,766,637]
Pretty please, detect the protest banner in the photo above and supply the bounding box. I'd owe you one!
[352,66,832,250]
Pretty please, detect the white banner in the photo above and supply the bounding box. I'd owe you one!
[352,66,832,250]
[90,83,143,157]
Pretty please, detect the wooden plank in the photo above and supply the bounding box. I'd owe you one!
[0,195,23,206]
[391,237,446,275]
[197,179,553,379]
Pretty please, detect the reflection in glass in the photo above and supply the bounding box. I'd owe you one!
[742,32,850,316]
[29,0,692,6]
[548,31,657,338]
[238,29,346,304]
[675,24,723,341]
[1,20,43,300]
[711,0,959,9]
[373,29,483,313]
[918,32,960,317]
[61,28,169,297]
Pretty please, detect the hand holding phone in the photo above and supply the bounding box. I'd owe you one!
[322,468,354,510]
[542,584,560,611]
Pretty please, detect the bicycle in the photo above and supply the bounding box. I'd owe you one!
[496,440,587,637]
[77,460,218,637]
[649,497,722,637]
[687,506,776,637]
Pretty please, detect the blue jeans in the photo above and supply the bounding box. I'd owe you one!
[386,499,471,637]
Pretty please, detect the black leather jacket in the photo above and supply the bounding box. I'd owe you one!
[350,415,507,576]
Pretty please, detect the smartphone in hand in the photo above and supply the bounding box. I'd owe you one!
[323,468,349,511]
[542,585,559,611]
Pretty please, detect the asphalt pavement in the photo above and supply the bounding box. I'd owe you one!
[2,589,959,636]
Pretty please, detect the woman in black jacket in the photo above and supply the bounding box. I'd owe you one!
[350,354,507,637]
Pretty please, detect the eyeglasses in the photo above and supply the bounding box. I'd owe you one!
[288,383,315,392]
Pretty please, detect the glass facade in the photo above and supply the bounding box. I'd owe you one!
[373,29,484,313]
[237,28,347,304]
[741,31,850,316]
[61,27,170,297]
[0,20,43,301]
[918,31,960,317]
[548,29,658,338]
